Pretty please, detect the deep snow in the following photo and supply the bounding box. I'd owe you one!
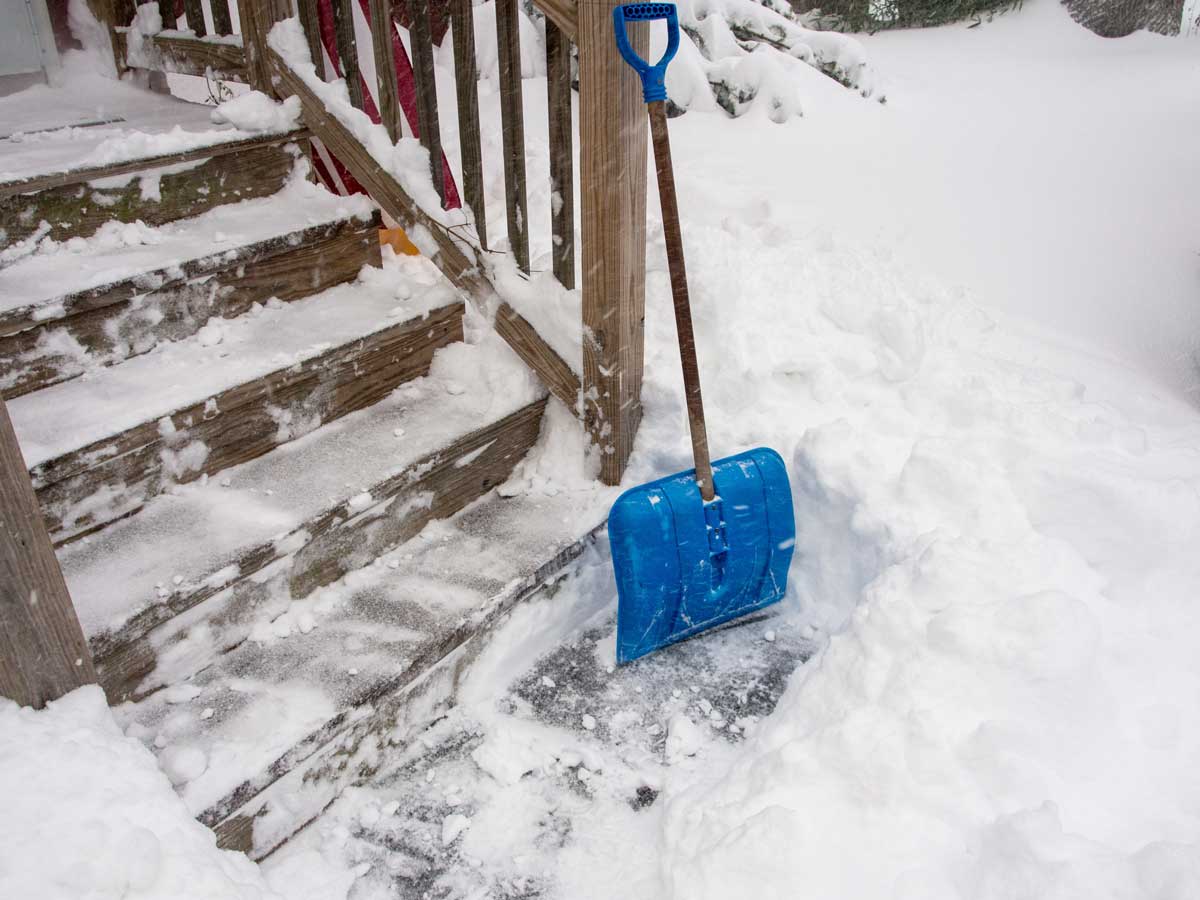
[5,1,1200,898]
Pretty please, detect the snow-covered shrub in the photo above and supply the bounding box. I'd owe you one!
[654,0,884,120]
[795,0,1022,32]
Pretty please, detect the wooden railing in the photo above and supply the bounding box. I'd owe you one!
[100,0,650,486]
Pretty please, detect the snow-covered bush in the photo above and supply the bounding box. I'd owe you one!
[795,0,1022,32]
[672,0,883,118]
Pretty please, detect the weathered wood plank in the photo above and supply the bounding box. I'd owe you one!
[237,0,291,93]
[408,0,445,206]
[579,0,648,484]
[35,298,459,548]
[93,396,546,706]
[532,0,577,42]
[368,0,401,141]
[1,215,375,400]
[495,0,530,273]
[0,129,308,198]
[0,399,96,709]
[546,19,575,289]
[114,29,248,81]
[297,0,327,80]
[332,0,365,110]
[183,0,208,35]
[451,0,487,249]
[210,0,234,34]
[268,48,582,411]
[1,137,296,253]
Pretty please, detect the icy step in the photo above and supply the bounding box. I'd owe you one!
[11,252,463,543]
[0,135,301,255]
[114,482,610,858]
[61,330,549,702]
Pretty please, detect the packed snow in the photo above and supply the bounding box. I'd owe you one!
[0,686,279,900]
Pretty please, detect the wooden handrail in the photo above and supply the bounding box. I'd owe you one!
[531,0,579,42]
[266,46,582,412]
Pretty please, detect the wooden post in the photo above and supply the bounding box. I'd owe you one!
[238,0,291,95]
[0,399,96,709]
[578,0,648,485]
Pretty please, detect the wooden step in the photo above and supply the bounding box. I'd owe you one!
[115,480,609,860]
[0,176,381,399]
[56,330,554,705]
[0,137,301,251]
[10,261,464,546]
[0,85,306,198]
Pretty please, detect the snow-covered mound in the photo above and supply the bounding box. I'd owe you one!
[0,686,280,900]
[665,0,883,120]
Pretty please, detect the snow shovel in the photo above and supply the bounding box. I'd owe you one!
[608,2,796,665]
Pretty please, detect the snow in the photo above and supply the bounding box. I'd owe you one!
[210,92,303,134]
[273,4,1200,897]
[4,2,1200,896]
[0,686,278,900]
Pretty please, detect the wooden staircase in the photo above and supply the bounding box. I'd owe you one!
[3,0,648,861]
[0,89,609,857]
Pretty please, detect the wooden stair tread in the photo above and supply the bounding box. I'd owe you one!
[0,173,373,322]
[116,482,610,850]
[57,331,546,665]
[10,255,453,470]
[0,80,306,196]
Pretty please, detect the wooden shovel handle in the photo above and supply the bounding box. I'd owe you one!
[648,100,715,501]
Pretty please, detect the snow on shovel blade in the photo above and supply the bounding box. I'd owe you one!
[609,447,795,664]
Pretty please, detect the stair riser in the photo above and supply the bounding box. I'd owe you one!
[212,529,598,859]
[35,302,464,545]
[0,216,381,399]
[0,141,298,251]
[92,397,547,704]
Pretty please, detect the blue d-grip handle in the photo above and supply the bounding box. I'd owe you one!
[613,3,680,104]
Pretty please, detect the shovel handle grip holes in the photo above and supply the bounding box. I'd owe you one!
[622,3,673,19]
[613,2,680,103]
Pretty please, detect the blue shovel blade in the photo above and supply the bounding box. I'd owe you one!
[609,447,795,664]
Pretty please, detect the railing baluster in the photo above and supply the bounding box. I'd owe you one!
[495,0,529,274]
[184,0,208,36]
[297,0,327,79]
[408,0,445,206]
[451,0,486,249]
[211,0,234,35]
[333,0,365,109]
[368,0,401,141]
[546,19,574,289]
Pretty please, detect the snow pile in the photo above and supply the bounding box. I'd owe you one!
[0,686,279,900]
[664,0,883,119]
[211,92,303,133]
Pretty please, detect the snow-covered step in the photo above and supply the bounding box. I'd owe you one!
[11,256,464,544]
[0,134,302,252]
[0,173,379,398]
[115,482,609,860]
[62,331,551,704]
[0,79,303,196]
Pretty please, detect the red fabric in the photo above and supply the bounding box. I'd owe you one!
[315,0,461,210]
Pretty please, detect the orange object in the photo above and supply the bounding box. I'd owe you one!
[379,227,420,256]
